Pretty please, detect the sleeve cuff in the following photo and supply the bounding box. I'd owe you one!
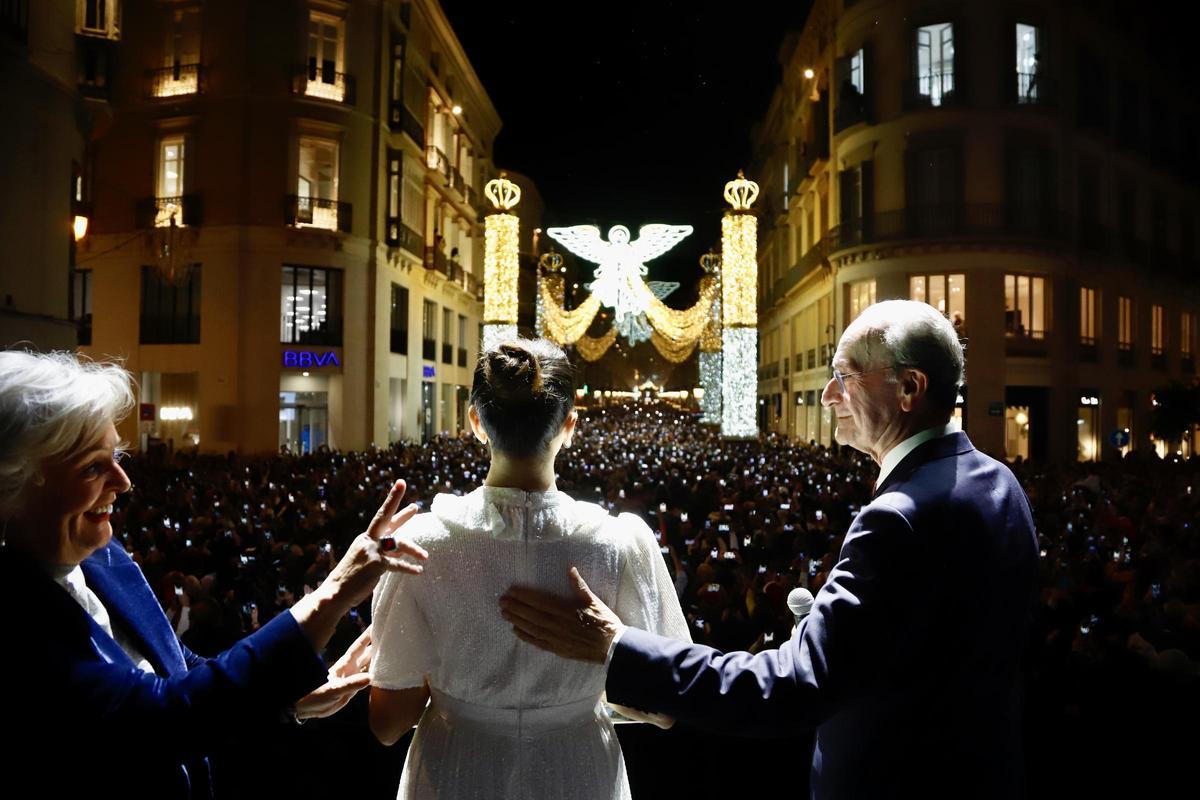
[604,624,627,670]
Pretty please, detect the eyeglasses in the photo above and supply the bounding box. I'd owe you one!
[830,365,897,394]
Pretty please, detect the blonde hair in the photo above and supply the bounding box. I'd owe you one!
[0,350,134,517]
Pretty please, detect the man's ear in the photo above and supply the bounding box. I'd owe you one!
[898,367,929,412]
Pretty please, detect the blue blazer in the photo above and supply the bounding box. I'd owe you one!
[1,540,328,799]
[608,432,1039,798]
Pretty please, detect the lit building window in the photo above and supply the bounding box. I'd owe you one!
[390,284,409,355]
[386,150,401,245]
[1080,287,1097,345]
[1015,23,1040,102]
[156,135,186,227]
[909,273,965,330]
[280,265,342,346]
[848,279,875,323]
[849,48,864,95]
[1004,274,1046,339]
[916,23,954,106]
[1152,304,1165,356]
[1118,296,1133,351]
[1182,311,1194,357]
[141,265,201,344]
[78,0,119,39]
[152,8,201,97]
[1077,394,1100,462]
[306,12,346,101]
[297,136,339,230]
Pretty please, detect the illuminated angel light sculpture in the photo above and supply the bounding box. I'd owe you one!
[545,223,691,345]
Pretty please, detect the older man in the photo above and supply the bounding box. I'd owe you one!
[500,300,1039,798]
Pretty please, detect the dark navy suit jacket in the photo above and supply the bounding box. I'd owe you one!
[608,432,1039,798]
[1,540,328,799]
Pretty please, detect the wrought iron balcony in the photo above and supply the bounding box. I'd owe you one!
[902,71,962,110]
[457,347,468,368]
[1013,72,1056,107]
[425,247,448,275]
[390,328,408,355]
[827,205,1068,254]
[442,342,453,364]
[425,145,449,178]
[389,101,425,145]
[386,220,423,255]
[286,195,351,233]
[136,195,203,229]
[293,62,356,105]
[148,63,204,98]
[422,338,436,361]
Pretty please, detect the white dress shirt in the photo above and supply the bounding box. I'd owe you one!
[875,420,960,489]
[51,563,157,673]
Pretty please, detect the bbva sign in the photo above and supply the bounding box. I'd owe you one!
[283,350,341,368]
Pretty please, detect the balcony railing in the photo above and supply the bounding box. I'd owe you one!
[827,205,1069,253]
[835,86,870,132]
[286,195,351,233]
[294,63,356,105]
[422,338,436,361]
[1183,355,1195,374]
[136,195,203,229]
[148,63,204,98]
[764,238,828,309]
[1117,347,1135,367]
[425,146,449,178]
[386,220,423,255]
[464,183,483,214]
[1005,333,1048,357]
[1014,72,1056,107]
[442,342,452,364]
[424,247,448,275]
[902,71,961,110]
[389,101,425,145]
[457,346,468,368]
[1079,341,1098,363]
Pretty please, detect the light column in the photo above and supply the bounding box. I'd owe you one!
[719,171,760,439]
[482,173,521,351]
[699,250,723,424]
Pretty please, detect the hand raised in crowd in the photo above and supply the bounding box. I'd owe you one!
[500,567,624,664]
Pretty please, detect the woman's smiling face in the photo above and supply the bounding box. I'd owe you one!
[21,421,132,565]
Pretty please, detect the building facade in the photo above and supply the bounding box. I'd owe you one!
[0,0,95,350]
[69,0,502,454]
[754,0,1200,462]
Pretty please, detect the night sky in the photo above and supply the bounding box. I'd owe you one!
[443,1,813,293]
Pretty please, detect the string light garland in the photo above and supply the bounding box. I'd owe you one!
[720,170,760,438]
[636,276,719,344]
[482,324,518,352]
[540,278,602,345]
[650,329,700,363]
[700,351,723,423]
[575,326,618,361]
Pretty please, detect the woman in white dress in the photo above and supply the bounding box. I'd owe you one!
[369,339,690,800]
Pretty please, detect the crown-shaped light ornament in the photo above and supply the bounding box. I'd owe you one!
[484,173,522,211]
[723,170,760,211]
[538,251,564,274]
[699,250,722,274]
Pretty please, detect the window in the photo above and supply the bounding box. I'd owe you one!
[280,265,342,346]
[1080,287,1097,345]
[838,162,872,243]
[836,47,869,130]
[1118,296,1133,351]
[457,314,468,367]
[78,0,119,38]
[153,8,200,97]
[422,300,437,361]
[155,135,186,227]
[1152,304,1165,356]
[1183,312,1194,357]
[850,49,864,95]
[390,284,409,355]
[909,274,965,329]
[1004,274,1046,339]
[141,265,201,344]
[910,145,959,232]
[848,280,875,323]
[306,11,345,101]
[1007,143,1051,233]
[386,150,401,245]
[915,23,954,106]
[442,308,453,364]
[1015,23,1040,102]
[297,136,339,230]
[72,269,92,346]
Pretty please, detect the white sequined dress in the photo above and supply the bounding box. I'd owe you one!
[370,486,691,800]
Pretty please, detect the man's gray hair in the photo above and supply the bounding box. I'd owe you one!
[848,299,965,411]
[0,350,134,518]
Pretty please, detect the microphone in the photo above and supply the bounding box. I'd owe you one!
[787,588,814,626]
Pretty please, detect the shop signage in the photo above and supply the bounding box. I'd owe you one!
[283,350,341,368]
[422,365,435,378]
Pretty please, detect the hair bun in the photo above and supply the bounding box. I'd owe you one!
[485,342,543,402]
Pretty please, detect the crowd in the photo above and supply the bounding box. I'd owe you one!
[110,400,1197,796]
